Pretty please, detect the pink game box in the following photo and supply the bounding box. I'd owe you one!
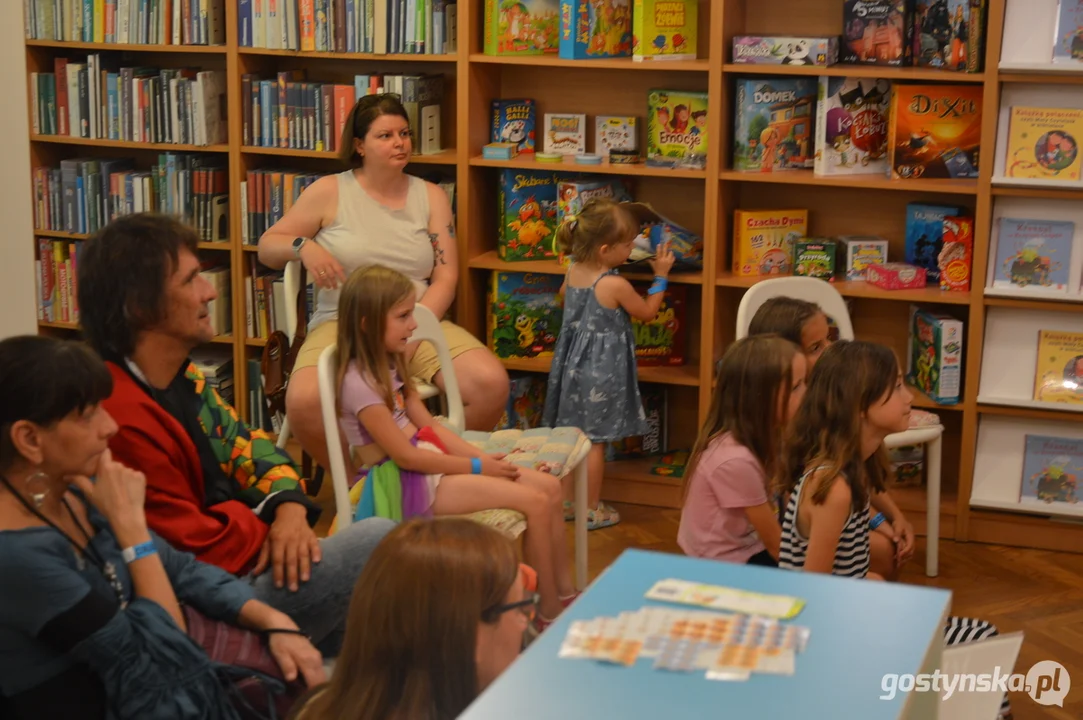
[866,262,927,290]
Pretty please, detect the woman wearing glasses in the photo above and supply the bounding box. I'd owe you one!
[258,93,509,474]
[289,518,533,720]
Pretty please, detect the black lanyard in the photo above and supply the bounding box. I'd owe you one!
[0,475,127,609]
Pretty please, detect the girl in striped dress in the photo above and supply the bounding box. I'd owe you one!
[776,341,1012,719]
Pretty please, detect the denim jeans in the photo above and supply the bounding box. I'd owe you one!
[247,517,395,656]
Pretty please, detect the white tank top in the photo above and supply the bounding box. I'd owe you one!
[307,171,434,330]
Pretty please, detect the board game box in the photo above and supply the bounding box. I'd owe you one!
[497,373,549,430]
[732,36,839,65]
[483,0,560,55]
[606,386,667,460]
[733,78,818,172]
[1004,107,1083,182]
[631,0,697,62]
[596,116,639,154]
[624,202,705,269]
[839,235,890,280]
[498,169,560,262]
[559,0,633,59]
[794,239,838,280]
[732,209,808,276]
[814,77,891,176]
[938,215,973,291]
[629,282,687,366]
[1021,434,1083,505]
[544,112,588,155]
[905,202,963,283]
[556,177,634,225]
[491,99,538,155]
[888,84,982,179]
[991,217,1074,293]
[842,0,914,65]
[488,271,564,359]
[646,88,708,169]
[913,0,982,71]
[907,305,964,404]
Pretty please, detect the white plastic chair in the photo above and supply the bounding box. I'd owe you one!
[937,632,1024,720]
[736,277,944,577]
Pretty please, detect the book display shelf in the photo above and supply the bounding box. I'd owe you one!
[22,0,1083,552]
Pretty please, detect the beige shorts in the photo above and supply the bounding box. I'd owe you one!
[293,317,487,384]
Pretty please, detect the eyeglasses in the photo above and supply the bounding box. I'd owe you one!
[487,593,540,623]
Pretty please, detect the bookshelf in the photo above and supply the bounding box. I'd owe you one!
[21,0,1083,553]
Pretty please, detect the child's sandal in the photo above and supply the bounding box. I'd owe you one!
[586,502,621,531]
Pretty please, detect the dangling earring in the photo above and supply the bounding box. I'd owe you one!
[25,471,50,509]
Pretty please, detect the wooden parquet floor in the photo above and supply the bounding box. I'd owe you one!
[572,503,1083,720]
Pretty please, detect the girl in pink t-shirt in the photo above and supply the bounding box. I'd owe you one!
[677,336,807,565]
[335,265,575,631]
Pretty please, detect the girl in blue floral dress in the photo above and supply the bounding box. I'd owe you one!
[542,198,675,530]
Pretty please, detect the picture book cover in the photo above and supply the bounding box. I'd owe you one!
[1005,107,1083,181]
[596,115,639,154]
[905,202,963,283]
[497,373,548,430]
[814,76,891,176]
[1021,434,1083,506]
[992,218,1074,292]
[631,0,697,62]
[907,306,964,405]
[646,88,708,168]
[491,99,538,155]
[733,209,809,277]
[733,78,818,172]
[487,271,564,359]
[544,113,588,155]
[483,0,560,55]
[629,282,687,366]
[913,0,973,70]
[842,0,914,66]
[623,201,705,269]
[556,177,633,225]
[498,169,559,262]
[559,0,633,59]
[1033,329,1083,405]
[1054,0,1083,63]
[888,84,983,179]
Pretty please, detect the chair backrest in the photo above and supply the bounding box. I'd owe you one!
[735,277,855,342]
[316,307,466,531]
[317,343,356,533]
[410,304,465,434]
[937,631,1024,720]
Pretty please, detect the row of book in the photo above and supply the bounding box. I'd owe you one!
[239,168,455,245]
[32,153,229,241]
[241,72,443,154]
[31,57,227,146]
[23,0,226,46]
[238,0,457,55]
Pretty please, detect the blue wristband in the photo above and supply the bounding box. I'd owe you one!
[121,541,158,564]
[648,275,668,295]
[471,457,482,474]
[869,512,887,531]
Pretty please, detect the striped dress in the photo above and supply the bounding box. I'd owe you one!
[779,468,1012,719]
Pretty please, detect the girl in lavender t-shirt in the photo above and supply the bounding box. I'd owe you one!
[678,336,807,565]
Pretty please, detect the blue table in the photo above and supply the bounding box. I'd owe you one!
[462,549,951,720]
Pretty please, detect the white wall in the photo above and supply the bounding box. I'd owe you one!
[0,3,38,340]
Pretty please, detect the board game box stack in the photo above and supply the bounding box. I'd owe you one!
[487,271,564,360]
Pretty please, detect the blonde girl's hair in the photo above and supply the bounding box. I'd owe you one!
[552,197,638,263]
[682,335,800,505]
[747,296,824,347]
[776,340,895,512]
[288,518,520,720]
[335,265,416,414]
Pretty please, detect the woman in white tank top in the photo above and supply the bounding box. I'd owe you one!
[257,95,510,472]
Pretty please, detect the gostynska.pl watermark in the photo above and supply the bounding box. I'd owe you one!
[880,661,1071,707]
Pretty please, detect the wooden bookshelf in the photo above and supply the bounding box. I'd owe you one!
[22,0,1083,553]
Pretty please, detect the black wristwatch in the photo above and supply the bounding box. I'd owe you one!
[291,237,308,257]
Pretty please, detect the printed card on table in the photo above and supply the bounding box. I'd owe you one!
[645,578,806,619]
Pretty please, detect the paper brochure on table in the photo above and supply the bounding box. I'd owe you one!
[644,578,806,619]
[558,606,811,681]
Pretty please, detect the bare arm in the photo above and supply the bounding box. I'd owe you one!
[605,276,670,323]
[801,475,852,575]
[256,175,337,270]
[403,390,484,458]
[358,402,476,476]
[419,182,458,319]
[743,503,782,560]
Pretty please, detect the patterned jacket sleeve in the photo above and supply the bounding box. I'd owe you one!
[187,363,322,526]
